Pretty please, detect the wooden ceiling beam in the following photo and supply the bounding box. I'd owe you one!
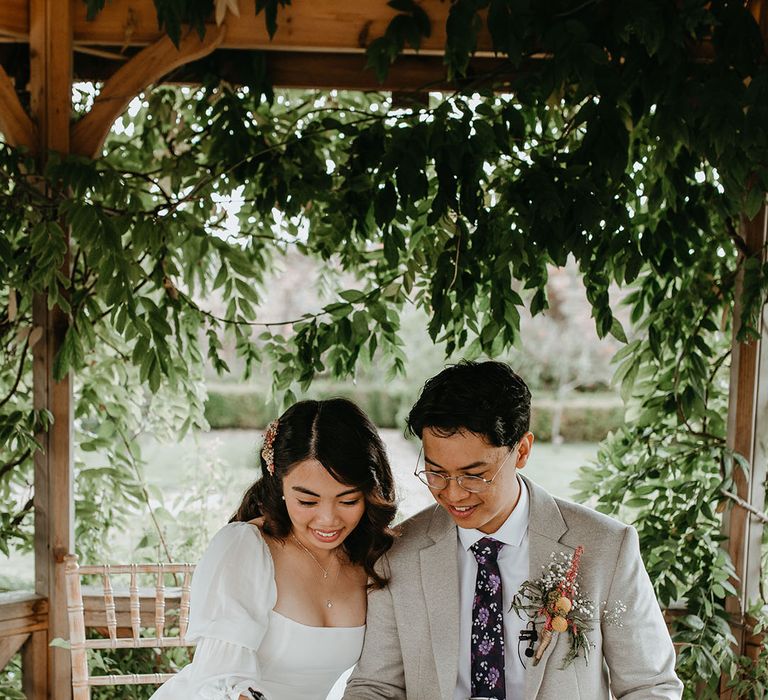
[252,51,513,92]
[65,49,516,92]
[0,0,27,40]
[0,40,520,93]
[1,0,494,53]
[72,23,226,157]
[0,63,35,148]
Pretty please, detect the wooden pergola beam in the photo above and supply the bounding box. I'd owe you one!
[0,0,494,53]
[0,0,740,98]
[70,49,515,92]
[0,591,49,698]
[0,42,520,95]
[247,51,514,92]
[72,23,226,157]
[0,0,26,40]
[0,63,35,149]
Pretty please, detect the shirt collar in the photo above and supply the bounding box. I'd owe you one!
[457,475,530,551]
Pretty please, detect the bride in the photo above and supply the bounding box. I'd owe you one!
[151,398,397,700]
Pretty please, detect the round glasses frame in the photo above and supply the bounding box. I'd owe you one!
[413,443,518,494]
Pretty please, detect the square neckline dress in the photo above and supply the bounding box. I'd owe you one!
[150,522,365,700]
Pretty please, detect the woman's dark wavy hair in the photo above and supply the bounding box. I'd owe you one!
[230,398,397,589]
[407,360,532,447]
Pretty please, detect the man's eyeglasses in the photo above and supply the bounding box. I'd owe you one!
[413,444,518,494]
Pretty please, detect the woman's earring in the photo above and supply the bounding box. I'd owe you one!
[281,496,285,501]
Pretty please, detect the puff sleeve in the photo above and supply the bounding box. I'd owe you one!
[181,522,278,700]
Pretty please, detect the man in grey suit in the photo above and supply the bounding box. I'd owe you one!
[344,361,682,699]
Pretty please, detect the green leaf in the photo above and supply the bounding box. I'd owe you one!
[255,0,292,40]
[624,497,650,508]
[49,637,71,649]
[388,0,416,11]
[53,328,83,380]
[620,361,639,402]
[530,289,548,316]
[352,311,369,338]
[445,0,482,80]
[612,339,641,364]
[83,0,107,21]
[744,186,765,219]
[610,317,628,343]
[365,37,397,83]
[374,182,398,227]
[339,289,366,303]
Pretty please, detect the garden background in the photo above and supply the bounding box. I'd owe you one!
[2,250,623,591]
[2,1,768,698]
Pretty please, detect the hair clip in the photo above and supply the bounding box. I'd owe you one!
[261,419,279,476]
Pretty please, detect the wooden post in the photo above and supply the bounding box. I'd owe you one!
[29,0,75,698]
[21,631,49,699]
[721,204,768,698]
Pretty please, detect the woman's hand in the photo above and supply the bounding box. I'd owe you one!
[239,690,267,700]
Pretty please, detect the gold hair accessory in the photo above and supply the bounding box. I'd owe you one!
[261,419,279,475]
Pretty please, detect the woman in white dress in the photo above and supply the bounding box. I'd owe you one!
[151,398,397,700]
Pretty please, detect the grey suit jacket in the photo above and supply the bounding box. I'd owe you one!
[344,476,682,699]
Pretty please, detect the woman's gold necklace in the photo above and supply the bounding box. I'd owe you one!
[290,533,341,608]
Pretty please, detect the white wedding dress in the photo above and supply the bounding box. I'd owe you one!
[150,522,365,700]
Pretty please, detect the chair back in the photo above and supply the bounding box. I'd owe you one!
[64,554,196,700]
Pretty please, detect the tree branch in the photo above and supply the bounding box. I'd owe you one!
[179,273,402,328]
[119,429,176,564]
[0,449,32,482]
[555,0,599,17]
[0,334,31,409]
[721,488,768,525]
[9,497,33,529]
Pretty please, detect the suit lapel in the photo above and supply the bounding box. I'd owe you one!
[416,479,575,700]
[521,476,574,699]
[420,505,460,700]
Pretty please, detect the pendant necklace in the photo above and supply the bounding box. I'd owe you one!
[290,533,341,608]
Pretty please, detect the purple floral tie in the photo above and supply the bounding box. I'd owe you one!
[470,537,505,699]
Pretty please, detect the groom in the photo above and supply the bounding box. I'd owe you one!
[344,361,682,699]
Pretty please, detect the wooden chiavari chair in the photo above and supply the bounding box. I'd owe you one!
[64,554,196,700]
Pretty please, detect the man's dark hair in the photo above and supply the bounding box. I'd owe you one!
[406,360,532,447]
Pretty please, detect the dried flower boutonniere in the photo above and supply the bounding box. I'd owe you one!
[511,545,595,668]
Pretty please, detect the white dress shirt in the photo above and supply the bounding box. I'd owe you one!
[454,477,530,700]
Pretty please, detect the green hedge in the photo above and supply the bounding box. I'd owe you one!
[204,383,413,430]
[204,385,624,442]
[530,400,625,442]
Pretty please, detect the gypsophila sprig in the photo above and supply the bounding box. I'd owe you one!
[602,600,628,628]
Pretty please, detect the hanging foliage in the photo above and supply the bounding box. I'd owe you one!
[2,0,768,695]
